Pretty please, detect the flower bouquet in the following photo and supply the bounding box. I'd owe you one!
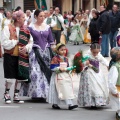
[73,51,84,73]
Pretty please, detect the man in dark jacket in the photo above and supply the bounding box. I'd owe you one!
[97,5,111,57]
[109,4,120,49]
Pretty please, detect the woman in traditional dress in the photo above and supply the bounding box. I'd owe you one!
[80,14,88,42]
[78,43,109,107]
[69,19,83,45]
[47,43,78,110]
[20,9,54,99]
[1,10,33,104]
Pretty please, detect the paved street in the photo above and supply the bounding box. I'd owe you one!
[0,43,115,120]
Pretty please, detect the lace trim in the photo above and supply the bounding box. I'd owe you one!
[29,23,50,32]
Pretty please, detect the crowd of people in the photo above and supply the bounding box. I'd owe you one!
[0,3,120,120]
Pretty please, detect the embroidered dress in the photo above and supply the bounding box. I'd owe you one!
[47,55,75,105]
[69,24,83,43]
[77,50,109,107]
[19,23,54,98]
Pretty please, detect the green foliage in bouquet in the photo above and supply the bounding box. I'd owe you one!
[73,51,84,73]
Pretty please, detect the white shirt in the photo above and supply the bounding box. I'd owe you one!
[1,26,33,53]
[108,66,118,94]
[44,17,56,27]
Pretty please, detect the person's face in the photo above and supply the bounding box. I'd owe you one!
[44,11,48,18]
[18,13,25,26]
[78,11,81,15]
[6,12,12,18]
[112,5,118,12]
[50,8,54,14]
[55,8,60,14]
[36,12,45,23]
[91,49,100,57]
[100,6,105,12]
[58,46,66,56]
[85,10,89,14]
[0,9,4,13]
[26,11,31,16]
[92,12,97,18]
[69,11,72,15]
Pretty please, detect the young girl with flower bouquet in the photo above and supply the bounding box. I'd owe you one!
[47,43,78,110]
[77,43,109,107]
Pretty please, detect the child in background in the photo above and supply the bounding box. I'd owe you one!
[69,19,83,45]
[47,43,78,110]
[78,43,109,107]
[108,47,120,120]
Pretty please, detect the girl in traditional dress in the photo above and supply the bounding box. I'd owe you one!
[20,9,54,99]
[78,43,109,107]
[69,19,83,45]
[47,43,78,110]
[108,47,120,120]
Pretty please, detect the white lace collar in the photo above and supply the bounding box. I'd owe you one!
[29,23,50,32]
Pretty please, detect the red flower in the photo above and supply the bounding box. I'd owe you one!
[41,6,45,9]
[74,52,82,59]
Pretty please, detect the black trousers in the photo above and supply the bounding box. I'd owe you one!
[91,34,100,44]
[52,30,61,44]
[3,53,18,79]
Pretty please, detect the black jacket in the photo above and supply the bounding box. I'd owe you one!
[109,11,120,32]
[97,10,111,34]
[89,17,99,36]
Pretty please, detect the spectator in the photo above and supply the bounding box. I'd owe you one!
[52,7,64,44]
[67,10,74,20]
[89,11,100,44]
[97,5,111,57]
[63,11,67,19]
[24,10,31,26]
[15,6,21,11]
[109,4,120,49]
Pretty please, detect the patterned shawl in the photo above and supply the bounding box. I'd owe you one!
[18,26,30,80]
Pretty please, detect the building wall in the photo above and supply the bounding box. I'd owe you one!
[0,0,3,7]
[14,0,24,11]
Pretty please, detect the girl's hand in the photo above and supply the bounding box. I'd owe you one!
[59,67,66,72]
[86,60,90,66]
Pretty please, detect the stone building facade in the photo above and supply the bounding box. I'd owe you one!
[0,0,119,13]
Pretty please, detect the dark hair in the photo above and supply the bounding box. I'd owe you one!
[50,6,55,10]
[34,9,42,17]
[15,6,21,11]
[73,19,77,23]
[94,11,99,17]
[90,43,100,50]
[57,44,65,51]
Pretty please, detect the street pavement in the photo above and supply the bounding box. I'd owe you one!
[0,43,115,120]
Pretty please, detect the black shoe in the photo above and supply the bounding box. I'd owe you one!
[69,105,78,110]
[73,43,76,45]
[77,42,79,45]
[52,104,61,109]
[4,93,11,104]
